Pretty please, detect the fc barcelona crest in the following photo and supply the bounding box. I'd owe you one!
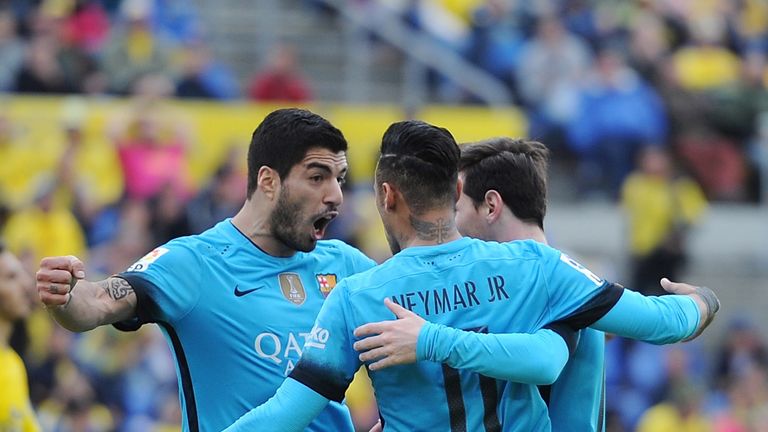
[278,273,306,306]
[316,274,338,298]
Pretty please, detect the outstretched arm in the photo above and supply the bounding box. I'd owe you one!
[591,278,719,344]
[354,279,718,373]
[37,256,136,332]
[354,299,575,384]
[222,378,328,432]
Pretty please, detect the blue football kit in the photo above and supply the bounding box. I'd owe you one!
[115,219,376,432]
[543,327,606,432]
[225,237,700,432]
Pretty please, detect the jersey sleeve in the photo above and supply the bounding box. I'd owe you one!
[591,288,699,344]
[289,281,361,402]
[113,242,203,330]
[536,245,623,327]
[222,378,329,432]
[416,322,576,385]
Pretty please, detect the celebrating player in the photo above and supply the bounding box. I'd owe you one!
[35,109,376,432]
[224,121,718,431]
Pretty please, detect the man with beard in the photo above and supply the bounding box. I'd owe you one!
[223,121,717,432]
[35,108,376,432]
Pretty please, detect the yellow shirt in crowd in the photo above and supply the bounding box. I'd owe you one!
[622,175,707,256]
[0,346,40,432]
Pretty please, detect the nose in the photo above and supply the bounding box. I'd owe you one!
[325,179,343,208]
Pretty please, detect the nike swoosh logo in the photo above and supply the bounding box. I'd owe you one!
[234,285,264,297]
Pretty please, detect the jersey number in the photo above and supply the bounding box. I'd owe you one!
[440,326,501,432]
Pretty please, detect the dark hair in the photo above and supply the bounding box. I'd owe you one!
[459,137,549,229]
[376,120,460,215]
[246,108,347,198]
[0,239,5,254]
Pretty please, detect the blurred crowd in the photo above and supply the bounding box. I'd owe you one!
[0,0,767,431]
[358,0,767,202]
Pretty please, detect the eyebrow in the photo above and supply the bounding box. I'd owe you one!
[306,162,348,176]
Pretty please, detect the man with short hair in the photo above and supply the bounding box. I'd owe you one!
[35,108,377,432]
[457,137,606,431]
[0,240,41,431]
[224,121,717,432]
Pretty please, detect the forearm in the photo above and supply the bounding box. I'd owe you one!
[417,323,571,384]
[47,278,136,332]
[223,378,328,432]
[591,289,699,344]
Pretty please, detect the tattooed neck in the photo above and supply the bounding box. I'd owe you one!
[409,216,455,243]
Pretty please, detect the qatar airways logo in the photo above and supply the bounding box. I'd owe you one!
[253,325,330,375]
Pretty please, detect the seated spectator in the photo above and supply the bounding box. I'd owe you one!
[247,43,312,102]
[14,35,71,94]
[100,0,172,94]
[61,0,111,55]
[516,14,591,153]
[185,148,245,234]
[567,48,668,198]
[672,16,741,91]
[175,39,239,100]
[0,9,24,92]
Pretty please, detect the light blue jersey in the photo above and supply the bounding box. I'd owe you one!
[545,328,606,432]
[292,237,619,432]
[115,220,375,432]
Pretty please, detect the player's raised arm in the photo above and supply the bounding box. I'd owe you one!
[37,255,136,332]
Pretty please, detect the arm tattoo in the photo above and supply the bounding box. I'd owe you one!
[410,216,453,243]
[99,278,134,301]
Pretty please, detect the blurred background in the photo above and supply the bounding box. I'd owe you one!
[0,0,766,431]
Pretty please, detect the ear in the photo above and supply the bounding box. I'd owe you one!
[257,166,280,200]
[455,177,463,204]
[380,182,397,211]
[484,190,505,223]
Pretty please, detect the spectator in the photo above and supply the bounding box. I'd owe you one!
[247,43,312,102]
[636,383,711,432]
[100,0,172,94]
[185,148,246,234]
[517,14,591,153]
[175,39,239,100]
[14,35,71,94]
[672,16,740,91]
[714,317,768,391]
[61,0,111,54]
[2,180,88,269]
[0,9,24,92]
[621,146,707,296]
[110,75,193,201]
[567,47,668,198]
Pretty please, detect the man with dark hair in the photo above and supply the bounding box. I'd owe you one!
[35,108,376,432]
[224,121,717,431]
[357,137,714,431]
[0,241,40,431]
[457,138,606,431]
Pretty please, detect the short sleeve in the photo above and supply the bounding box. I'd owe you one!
[114,242,203,329]
[289,281,361,402]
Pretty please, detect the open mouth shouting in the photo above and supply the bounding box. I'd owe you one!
[312,211,338,240]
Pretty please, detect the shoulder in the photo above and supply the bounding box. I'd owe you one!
[470,238,553,260]
[315,240,375,267]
